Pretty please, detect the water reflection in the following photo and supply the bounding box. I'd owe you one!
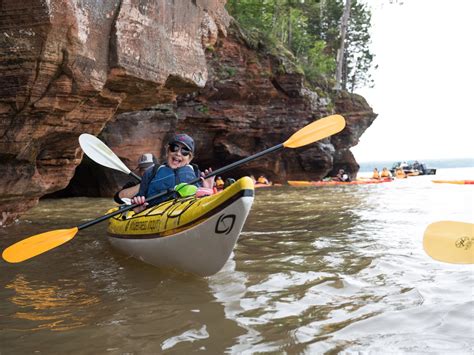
[5,275,100,331]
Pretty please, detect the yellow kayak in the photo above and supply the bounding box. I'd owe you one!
[107,177,255,276]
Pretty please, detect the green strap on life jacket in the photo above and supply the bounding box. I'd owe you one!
[174,183,198,197]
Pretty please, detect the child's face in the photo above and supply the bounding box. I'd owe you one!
[167,143,193,169]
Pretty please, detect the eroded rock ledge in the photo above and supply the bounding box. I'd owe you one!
[0,0,376,226]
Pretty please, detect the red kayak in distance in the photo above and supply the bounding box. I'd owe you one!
[288,178,393,187]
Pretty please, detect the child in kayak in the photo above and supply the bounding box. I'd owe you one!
[131,134,215,212]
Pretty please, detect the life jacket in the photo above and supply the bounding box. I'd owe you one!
[395,169,406,178]
[381,170,390,178]
[372,170,380,179]
[138,164,200,205]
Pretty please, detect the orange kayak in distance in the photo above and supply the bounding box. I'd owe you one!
[432,180,474,185]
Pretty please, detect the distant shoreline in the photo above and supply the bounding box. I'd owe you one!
[357,158,474,173]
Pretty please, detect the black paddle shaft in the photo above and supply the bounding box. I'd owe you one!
[78,143,284,230]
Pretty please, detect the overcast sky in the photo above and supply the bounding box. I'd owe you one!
[351,0,474,162]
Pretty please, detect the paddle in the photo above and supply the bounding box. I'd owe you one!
[2,114,346,263]
[79,134,142,182]
[423,221,474,264]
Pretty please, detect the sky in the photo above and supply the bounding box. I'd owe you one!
[351,0,474,162]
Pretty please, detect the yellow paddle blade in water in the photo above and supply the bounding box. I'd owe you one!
[423,221,474,264]
[283,115,346,148]
[2,227,79,263]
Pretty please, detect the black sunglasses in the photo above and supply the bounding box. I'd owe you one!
[168,143,191,156]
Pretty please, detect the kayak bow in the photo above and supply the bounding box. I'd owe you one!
[107,177,254,276]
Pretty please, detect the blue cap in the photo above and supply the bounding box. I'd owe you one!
[169,134,195,153]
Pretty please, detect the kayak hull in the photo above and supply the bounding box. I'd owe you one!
[107,177,254,276]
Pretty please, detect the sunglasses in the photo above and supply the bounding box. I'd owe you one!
[168,143,191,156]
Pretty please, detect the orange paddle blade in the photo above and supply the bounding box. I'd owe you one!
[283,115,346,148]
[2,227,79,263]
[423,221,474,264]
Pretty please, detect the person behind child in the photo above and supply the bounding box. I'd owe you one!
[131,134,214,213]
[114,153,158,204]
[372,168,380,180]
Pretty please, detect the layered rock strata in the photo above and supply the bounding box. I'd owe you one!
[0,0,229,225]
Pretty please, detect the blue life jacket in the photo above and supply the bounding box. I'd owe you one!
[138,164,200,206]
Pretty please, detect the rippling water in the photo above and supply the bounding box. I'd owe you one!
[1,168,473,353]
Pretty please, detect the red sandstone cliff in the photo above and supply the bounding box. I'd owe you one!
[0,1,376,226]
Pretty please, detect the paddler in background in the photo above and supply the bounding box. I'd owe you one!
[372,168,380,179]
[334,169,351,182]
[380,167,392,179]
[395,167,407,179]
[114,153,158,204]
[215,176,225,191]
[257,175,270,185]
[131,134,215,213]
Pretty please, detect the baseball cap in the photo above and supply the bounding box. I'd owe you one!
[169,134,195,153]
[138,153,155,168]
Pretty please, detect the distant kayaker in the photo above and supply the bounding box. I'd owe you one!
[113,153,158,204]
[372,168,380,179]
[257,175,270,185]
[395,167,407,179]
[131,134,215,212]
[334,169,350,182]
[215,176,225,191]
[380,167,392,178]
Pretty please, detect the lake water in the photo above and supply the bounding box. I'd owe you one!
[1,167,473,353]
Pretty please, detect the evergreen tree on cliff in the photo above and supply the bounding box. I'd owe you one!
[226,0,374,92]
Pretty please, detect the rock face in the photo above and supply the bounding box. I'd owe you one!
[0,0,229,225]
[78,22,376,195]
[0,1,376,226]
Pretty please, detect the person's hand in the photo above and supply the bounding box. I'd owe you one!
[201,168,215,189]
[131,196,148,213]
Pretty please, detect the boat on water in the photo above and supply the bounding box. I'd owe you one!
[390,161,436,176]
[432,180,474,185]
[287,178,392,187]
[106,176,254,276]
